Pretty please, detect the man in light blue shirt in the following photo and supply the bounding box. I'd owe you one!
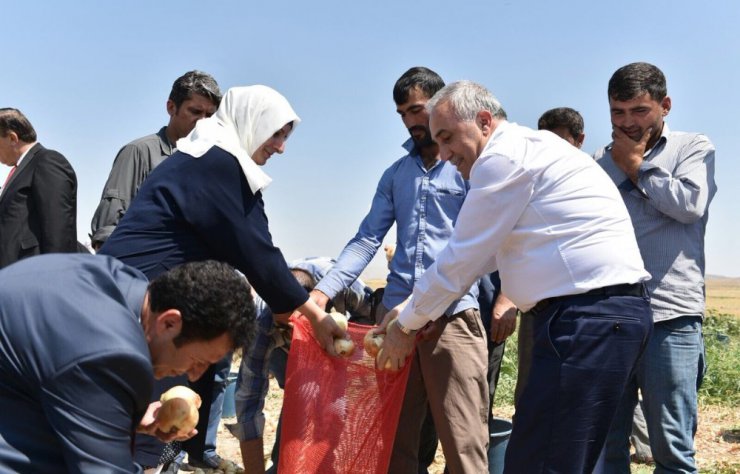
[312,67,512,474]
[595,62,717,473]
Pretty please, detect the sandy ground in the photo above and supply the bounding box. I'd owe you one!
[209,277,740,472]
[210,378,739,473]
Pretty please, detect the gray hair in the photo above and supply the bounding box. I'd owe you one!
[426,80,507,120]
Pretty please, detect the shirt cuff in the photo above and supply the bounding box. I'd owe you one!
[636,161,660,194]
[314,279,340,300]
[397,296,430,331]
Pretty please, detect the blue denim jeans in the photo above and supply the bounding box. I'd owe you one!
[205,357,232,458]
[597,316,705,473]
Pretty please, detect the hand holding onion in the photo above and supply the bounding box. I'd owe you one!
[329,312,355,357]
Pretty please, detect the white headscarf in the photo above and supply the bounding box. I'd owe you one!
[176,85,301,194]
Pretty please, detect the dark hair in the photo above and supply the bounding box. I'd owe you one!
[538,107,584,138]
[608,62,667,102]
[0,108,37,142]
[148,260,255,349]
[169,70,222,109]
[393,67,445,105]
[290,268,316,292]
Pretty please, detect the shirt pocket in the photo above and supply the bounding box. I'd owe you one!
[20,234,39,250]
[430,183,466,216]
[19,234,39,259]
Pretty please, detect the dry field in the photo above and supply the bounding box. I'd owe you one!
[212,277,740,472]
[706,276,740,317]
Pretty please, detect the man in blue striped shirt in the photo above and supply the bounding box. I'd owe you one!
[595,62,717,473]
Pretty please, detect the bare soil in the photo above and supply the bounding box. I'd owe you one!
[212,277,740,472]
[213,379,739,472]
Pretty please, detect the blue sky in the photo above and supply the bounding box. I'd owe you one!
[2,0,738,277]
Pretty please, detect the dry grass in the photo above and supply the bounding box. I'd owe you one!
[706,277,740,318]
[363,278,387,291]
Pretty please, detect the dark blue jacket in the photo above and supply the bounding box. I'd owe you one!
[0,254,151,473]
[100,146,307,313]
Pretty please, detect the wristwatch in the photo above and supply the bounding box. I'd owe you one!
[395,319,417,336]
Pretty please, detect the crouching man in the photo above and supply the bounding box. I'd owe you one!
[0,254,255,473]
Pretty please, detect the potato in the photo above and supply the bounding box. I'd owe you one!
[157,385,201,436]
[363,331,384,358]
[334,338,355,357]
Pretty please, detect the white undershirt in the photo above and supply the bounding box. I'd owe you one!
[0,143,36,197]
[15,143,35,167]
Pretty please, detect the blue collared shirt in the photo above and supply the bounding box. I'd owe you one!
[316,139,478,315]
[595,124,717,321]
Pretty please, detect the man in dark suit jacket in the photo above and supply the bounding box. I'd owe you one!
[0,254,255,473]
[0,108,77,268]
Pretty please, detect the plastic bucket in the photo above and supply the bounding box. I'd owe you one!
[488,417,513,474]
[221,372,238,419]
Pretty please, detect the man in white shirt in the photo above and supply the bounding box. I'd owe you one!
[377,80,653,473]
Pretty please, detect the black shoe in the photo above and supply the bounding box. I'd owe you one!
[182,454,244,473]
[161,459,182,474]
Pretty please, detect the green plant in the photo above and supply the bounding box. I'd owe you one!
[493,326,519,407]
[491,312,740,471]
[700,462,740,474]
[699,312,740,406]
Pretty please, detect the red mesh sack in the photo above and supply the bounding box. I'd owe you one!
[278,316,412,474]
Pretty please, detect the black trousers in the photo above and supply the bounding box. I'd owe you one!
[504,286,651,474]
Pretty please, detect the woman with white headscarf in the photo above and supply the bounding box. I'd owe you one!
[100,86,343,470]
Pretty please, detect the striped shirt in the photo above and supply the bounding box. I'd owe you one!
[595,124,717,322]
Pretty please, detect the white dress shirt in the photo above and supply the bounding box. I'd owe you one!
[398,121,649,330]
[0,143,35,198]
